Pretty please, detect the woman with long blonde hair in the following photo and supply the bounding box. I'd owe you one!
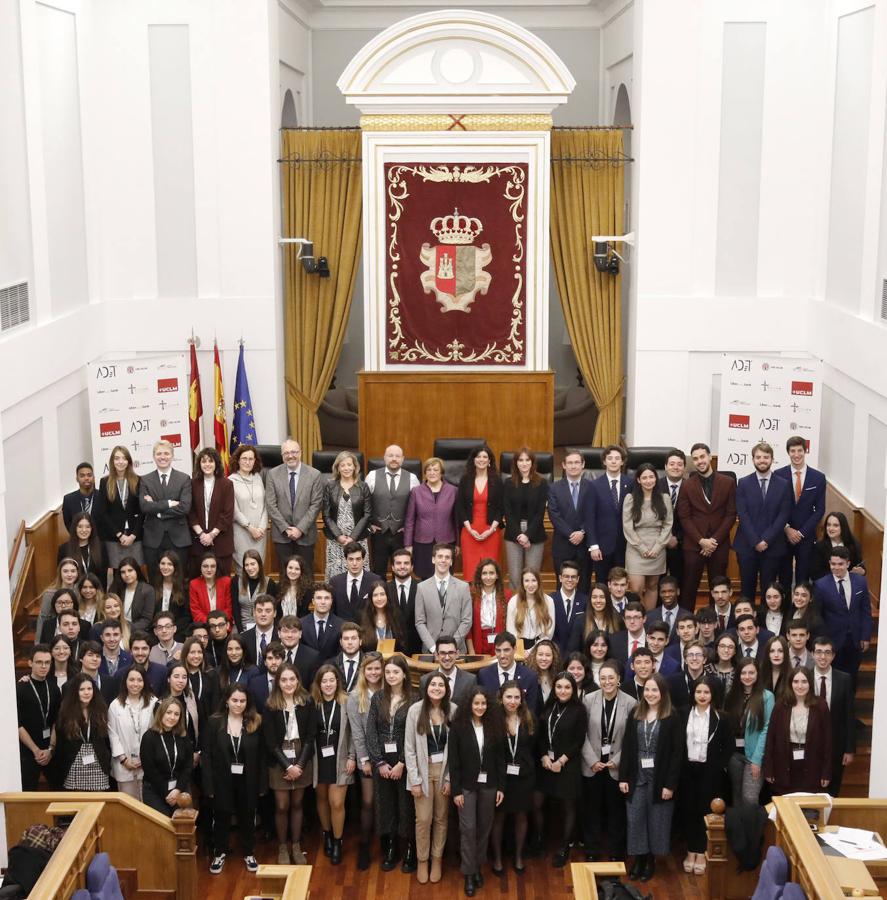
[99,445,144,574]
[505,568,554,650]
[323,450,371,580]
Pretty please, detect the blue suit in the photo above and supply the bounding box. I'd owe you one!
[585,473,633,581]
[548,476,595,590]
[814,572,871,686]
[247,668,275,713]
[645,605,692,645]
[734,471,792,600]
[550,589,588,655]
[773,465,826,586]
[476,662,539,713]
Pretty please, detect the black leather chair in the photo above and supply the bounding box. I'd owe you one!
[575,447,605,475]
[626,446,675,472]
[367,457,422,480]
[499,451,554,482]
[432,438,486,485]
[312,449,365,476]
[254,444,283,470]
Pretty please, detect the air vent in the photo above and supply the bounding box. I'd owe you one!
[881,278,887,322]
[0,281,30,332]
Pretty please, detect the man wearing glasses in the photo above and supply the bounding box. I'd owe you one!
[149,613,182,665]
[811,637,855,796]
[419,635,476,705]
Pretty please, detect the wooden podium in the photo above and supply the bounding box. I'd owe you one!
[358,370,555,463]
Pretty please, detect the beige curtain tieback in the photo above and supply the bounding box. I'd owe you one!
[595,378,625,411]
[285,379,321,413]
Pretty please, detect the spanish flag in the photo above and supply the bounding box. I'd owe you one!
[188,341,203,453]
[213,342,230,474]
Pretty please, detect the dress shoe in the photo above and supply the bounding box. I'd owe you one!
[322,830,333,857]
[417,860,429,884]
[381,836,398,871]
[513,860,525,875]
[473,873,484,889]
[552,846,571,868]
[430,856,443,883]
[464,875,476,896]
[641,854,656,882]
[401,840,417,874]
[357,842,370,871]
[629,855,645,880]
[330,837,342,865]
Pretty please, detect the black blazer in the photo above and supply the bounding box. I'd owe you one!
[322,480,372,542]
[263,702,317,770]
[55,723,112,781]
[456,475,504,529]
[536,702,587,766]
[810,539,864,581]
[502,479,549,543]
[678,708,734,780]
[201,714,266,805]
[240,626,280,668]
[56,543,104,581]
[825,668,856,759]
[62,491,105,533]
[331,652,363,692]
[618,713,683,801]
[98,476,143,542]
[140,730,194,798]
[300,613,344,661]
[188,669,221,725]
[448,721,507,794]
[38,617,92,646]
[387,578,421,656]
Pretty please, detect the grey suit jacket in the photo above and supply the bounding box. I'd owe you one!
[581,689,637,779]
[404,699,457,797]
[139,468,192,548]
[414,575,472,653]
[265,463,324,546]
[419,668,476,707]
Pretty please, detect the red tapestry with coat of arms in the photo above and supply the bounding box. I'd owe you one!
[384,162,528,366]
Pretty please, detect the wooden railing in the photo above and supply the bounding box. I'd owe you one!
[30,801,104,900]
[252,864,312,900]
[0,792,197,900]
[569,861,627,899]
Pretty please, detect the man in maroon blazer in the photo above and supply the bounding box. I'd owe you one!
[675,443,737,610]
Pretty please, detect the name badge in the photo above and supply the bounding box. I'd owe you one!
[167,780,177,791]
[735,738,745,749]
[384,741,398,754]
[321,745,335,758]
[430,752,444,764]
[231,763,245,775]
[640,756,654,769]
[284,748,297,760]
[548,750,556,760]
[601,743,612,756]
[487,634,496,644]
[42,728,51,740]
[82,753,97,766]
[506,764,521,776]
[793,749,805,761]
[477,771,488,784]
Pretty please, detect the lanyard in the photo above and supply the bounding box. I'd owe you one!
[81,720,92,744]
[229,731,242,762]
[191,672,203,700]
[430,722,447,754]
[161,733,178,776]
[641,718,658,754]
[231,667,243,684]
[30,679,50,730]
[548,706,565,749]
[507,723,519,762]
[284,706,298,741]
[320,701,337,746]
[601,696,618,744]
[126,701,144,743]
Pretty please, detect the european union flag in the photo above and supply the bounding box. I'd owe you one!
[230,343,258,454]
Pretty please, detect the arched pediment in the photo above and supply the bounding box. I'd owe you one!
[337,9,576,114]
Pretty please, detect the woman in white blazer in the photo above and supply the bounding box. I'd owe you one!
[108,666,158,800]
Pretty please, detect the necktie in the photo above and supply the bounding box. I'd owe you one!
[260,632,267,656]
[670,483,678,506]
[570,481,578,509]
[289,471,297,508]
[760,477,768,500]
[317,620,326,643]
[438,580,447,609]
[610,479,618,503]
[718,614,726,632]
[795,471,802,501]
[388,472,397,496]
[838,579,848,609]
[665,610,673,632]
[745,648,753,657]
[501,670,507,686]
[400,584,407,610]
[565,598,572,621]
[161,473,168,489]
[287,650,294,664]
[350,578,359,610]
[819,676,827,700]
[630,639,638,657]
[794,655,801,668]
[346,659,355,689]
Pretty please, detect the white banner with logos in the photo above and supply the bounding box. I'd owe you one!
[717,354,822,478]
[87,354,192,477]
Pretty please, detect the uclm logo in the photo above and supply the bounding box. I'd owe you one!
[728,414,750,429]
[791,381,814,396]
[100,422,122,438]
[157,378,179,393]
[161,433,182,448]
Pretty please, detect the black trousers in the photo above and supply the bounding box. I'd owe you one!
[583,771,627,858]
[144,535,190,583]
[590,549,625,587]
[212,776,257,856]
[370,529,405,578]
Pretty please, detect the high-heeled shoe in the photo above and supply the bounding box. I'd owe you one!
[693,855,707,875]
[552,846,571,868]
[322,830,333,857]
[683,853,695,874]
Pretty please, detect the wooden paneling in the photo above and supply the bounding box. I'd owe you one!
[358,371,555,463]
[25,506,68,608]
[824,484,882,604]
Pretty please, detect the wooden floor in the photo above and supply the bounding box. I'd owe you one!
[196,828,707,899]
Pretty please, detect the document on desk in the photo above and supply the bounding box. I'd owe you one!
[819,827,887,861]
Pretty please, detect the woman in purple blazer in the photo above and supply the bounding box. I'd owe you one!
[404,457,459,580]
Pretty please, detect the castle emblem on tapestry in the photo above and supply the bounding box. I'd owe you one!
[385,162,528,365]
[419,209,492,313]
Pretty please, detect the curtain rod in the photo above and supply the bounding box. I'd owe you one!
[280,126,361,132]
[278,156,362,164]
[552,125,633,131]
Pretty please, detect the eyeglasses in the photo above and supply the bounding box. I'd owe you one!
[812,649,834,656]
[437,650,456,657]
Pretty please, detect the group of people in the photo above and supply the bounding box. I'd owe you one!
[17,433,872,891]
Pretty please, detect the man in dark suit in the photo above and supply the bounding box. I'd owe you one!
[729,600,774,650]
[812,636,856,796]
[774,436,827,588]
[642,623,680,677]
[476,631,540,711]
[586,445,633,583]
[734,441,792,601]
[98,620,133,679]
[62,462,103,532]
[205,611,231,669]
[387,547,420,655]
[708,576,736,635]
[734,614,768,661]
[300,583,343,662]
[660,449,687,588]
[547,450,595,591]
[138,440,192,580]
[644,575,690,644]
[278,616,320,687]
[330,543,383,622]
[247,643,285,713]
[366,445,420,578]
[240,595,280,668]
[620,647,654,700]
[125,631,170,696]
[551,560,587,655]
[667,641,724,712]
[78,642,119,705]
[675,443,737,611]
[331,623,364,692]
[813,546,872,688]
[418,635,476,706]
[608,601,648,669]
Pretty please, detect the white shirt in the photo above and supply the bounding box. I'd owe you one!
[497,663,517,685]
[834,576,850,607]
[473,722,485,757]
[686,707,711,763]
[740,641,759,659]
[365,468,419,493]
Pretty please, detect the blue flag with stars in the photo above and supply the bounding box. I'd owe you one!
[230,344,258,454]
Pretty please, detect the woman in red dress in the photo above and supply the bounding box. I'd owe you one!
[468,558,510,655]
[456,444,503,583]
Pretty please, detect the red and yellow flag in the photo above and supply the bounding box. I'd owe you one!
[213,342,230,474]
[188,341,203,453]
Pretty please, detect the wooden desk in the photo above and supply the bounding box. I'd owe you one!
[825,857,879,896]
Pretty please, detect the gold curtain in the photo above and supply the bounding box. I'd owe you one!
[281,129,362,462]
[550,129,626,444]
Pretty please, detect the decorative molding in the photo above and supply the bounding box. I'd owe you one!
[360,113,553,131]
